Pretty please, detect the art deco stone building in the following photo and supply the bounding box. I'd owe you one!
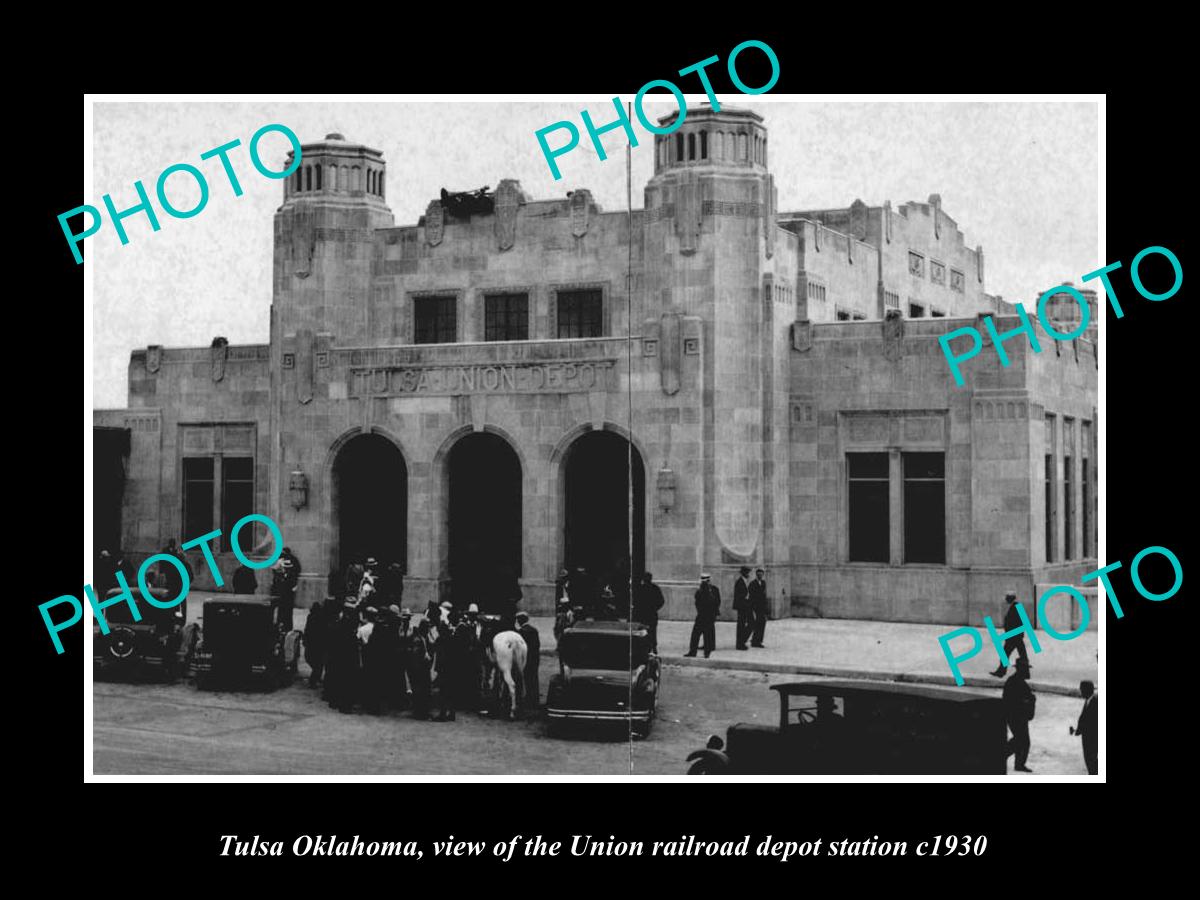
[94,107,1098,626]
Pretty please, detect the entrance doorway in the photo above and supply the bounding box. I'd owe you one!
[332,433,407,572]
[562,429,645,603]
[448,432,522,612]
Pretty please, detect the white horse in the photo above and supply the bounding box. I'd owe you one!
[486,630,527,719]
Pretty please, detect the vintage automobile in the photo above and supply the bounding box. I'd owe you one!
[686,680,1007,775]
[545,620,661,739]
[189,596,302,690]
[93,585,187,680]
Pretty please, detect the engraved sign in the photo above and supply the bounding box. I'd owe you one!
[348,360,617,398]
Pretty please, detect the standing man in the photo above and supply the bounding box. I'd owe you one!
[271,555,297,631]
[749,568,768,648]
[516,612,541,710]
[1002,658,1036,773]
[1071,680,1098,775]
[632,572,665,653]
[406,619,434,720]
[685,573,721,659]
[232,562,257,595]
[990,591,1029,678]
[304,598,328,688]
[733,566,753,651]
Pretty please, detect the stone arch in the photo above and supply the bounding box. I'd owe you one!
[322,425,410,575]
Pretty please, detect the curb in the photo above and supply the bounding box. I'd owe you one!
[538,649,1080,698]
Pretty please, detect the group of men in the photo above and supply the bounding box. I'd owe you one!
[685,567,769,658]
[303,559,541,723]
[992,590,1099,775]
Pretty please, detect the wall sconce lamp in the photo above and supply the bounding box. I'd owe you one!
[656,466,676,513]
[289,470,309,510]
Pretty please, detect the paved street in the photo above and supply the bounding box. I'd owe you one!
[93,665,1093,776]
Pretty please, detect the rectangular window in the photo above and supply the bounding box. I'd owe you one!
[220,457,254,552]
[852,312,867,321]
[909,302,925,318]
[484,292,529,342]
[182,457,214,542]
[931,308,946,317]
[1081,457,1090,558]
[414,295,457,344]
[884,290,900,309]
[903,452,946,564]
[1063,417,1075,561]
[836,308,851,321]
[848,453,889,563]
[556,289,603,338]
[1044,414,1056,563]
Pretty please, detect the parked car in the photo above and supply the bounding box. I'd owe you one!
[686,680,1007,775]
[189,597,302,690]
[93,585,188,680]
[546,620,661,739]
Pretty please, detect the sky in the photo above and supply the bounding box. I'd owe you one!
[90,98,1098,409]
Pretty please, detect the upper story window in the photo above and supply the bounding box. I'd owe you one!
[950,269,965,292]
[930,260,945,285]
[903,452,945,564]
[909,302,926,318]
[414,295,457,344]
[808,282,827,303]
[908,251,925,278]
[884,290,900,309]
[836,308,851,322]
[931,307,946,318]
[852,312,867,321]
[848,453,889,563]
[556,289,603,339]
[484,293,529,342]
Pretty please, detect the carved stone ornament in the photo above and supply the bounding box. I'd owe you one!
[659,312,681,396]
[883,308,905,362]
[791,320,813,353]
[145,345,162,374]
[425,200,444,247]
[494,179,525,251]
[211,336,229,383]
[570,189,591,238]
[297,329,315,404]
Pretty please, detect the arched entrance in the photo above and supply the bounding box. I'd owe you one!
[448,432,522,611]
[562,429,645,601]
[332,433,407,572]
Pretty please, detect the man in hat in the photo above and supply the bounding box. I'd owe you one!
[991,591,1030,677]
[749,568,769,648]
[358,557,379,604]
[271,555,297,631]
[1002,658,1036,772]
[406,618,434,720]
[515,611,540,710]
[1071,680,1098,775]
[733,566,753,651]
[632,572,665,653]
[685,573,721,658]
[304,598,328,687]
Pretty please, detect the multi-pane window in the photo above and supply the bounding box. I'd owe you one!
[556,289,603,338]
[852,312,867,321]
[182,457,214,541]
[1063,416,1075,561]
[931,308,946,318]
[848,453,889,563]
[836,309,851,321]
[1082,419,1092,556]
[220,457,254,551]
[414,295,457,344]
[909,302,926,318]
[903,452,945,564]
[484,293,529,342]
[808,283,827,303]
[884,290,900,309]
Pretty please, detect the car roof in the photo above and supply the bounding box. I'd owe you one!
[563,620,649,638]
[771,680,997,703]
[204,597,273,608]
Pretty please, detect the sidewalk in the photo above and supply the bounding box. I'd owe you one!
[190,598,1096,696]
[528,616,1097,697]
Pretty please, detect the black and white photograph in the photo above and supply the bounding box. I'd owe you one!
[83,95,1104,778]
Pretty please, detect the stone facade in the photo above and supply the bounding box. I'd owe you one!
[94,108,1098,627]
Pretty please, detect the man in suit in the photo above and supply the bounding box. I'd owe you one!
[1003,658,1036,772]
[1071,680,1098,775]
[733,566,753,651]
[516,612,541,710]
[749,568,769,648]
[632,572,666,653]
[685,573,721,658]
[990,591,1029,678]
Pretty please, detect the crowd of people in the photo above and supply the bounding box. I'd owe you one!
[303,558,542,722]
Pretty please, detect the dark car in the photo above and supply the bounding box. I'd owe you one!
[686,680,1007,775]
[189,597,302,690]
[93,585,187,680]
[545,620,661,739]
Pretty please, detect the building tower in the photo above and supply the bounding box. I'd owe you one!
[643,107,779,569]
